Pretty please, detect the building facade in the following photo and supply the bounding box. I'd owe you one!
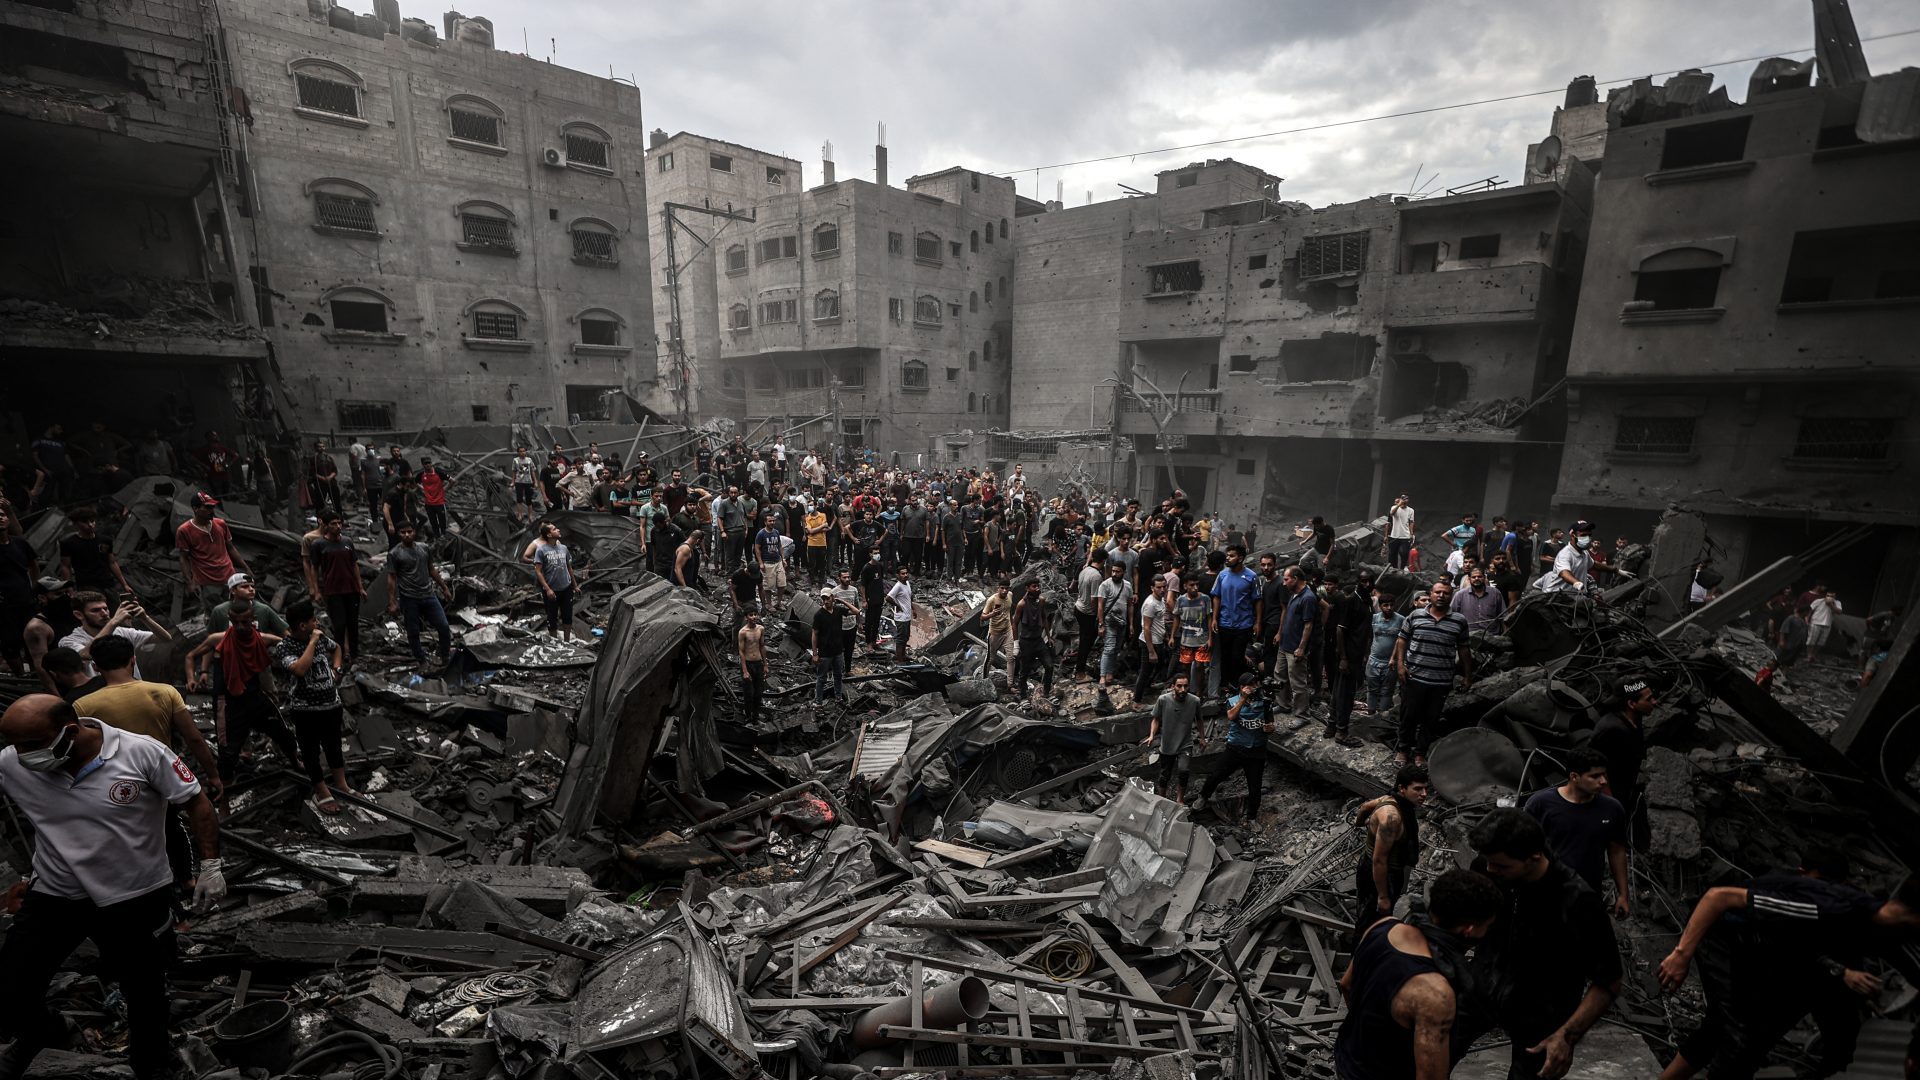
[646,137,1018,459]
[1552,67,1920,609]
[0,0,268,445]
[218,2,657,436]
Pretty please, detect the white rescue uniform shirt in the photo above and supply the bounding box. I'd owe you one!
[1533,543,1593,594]
[0,719,202,905]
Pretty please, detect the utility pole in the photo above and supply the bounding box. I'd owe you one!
[661,201,756,429]
[829,375,844,469]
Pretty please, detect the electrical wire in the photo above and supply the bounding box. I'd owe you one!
[990,29,1920,176]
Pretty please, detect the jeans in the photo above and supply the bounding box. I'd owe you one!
[1015,636,1054,694]
[543,583,576,631]
[399,594,451,660]
[1388,538,1411,570]
[1397,678,1450,756]
[814,652,845,702]
[1201,742,1267,819]
[324,592,362,660]
[291,705,345,784]
[1352,857,1411,947]
[218,692,300,783]
[1365,661,1397,714]
[1099,625,1126,678]
[0,886,177,1078]
[425,503,448,536]
[984,629,1010,677]
[946,540,963,577]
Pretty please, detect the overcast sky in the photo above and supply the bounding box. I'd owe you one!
[452,0,1918,207]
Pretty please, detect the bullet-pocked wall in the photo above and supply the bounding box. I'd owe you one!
[221,3,656,436]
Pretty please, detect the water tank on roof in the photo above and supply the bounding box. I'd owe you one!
[454,15,493,46]
[326,5,357,31]
[1565,75,1597,108]
[354,12,385,38]
[649,128,669,149]
[401,17,437,43]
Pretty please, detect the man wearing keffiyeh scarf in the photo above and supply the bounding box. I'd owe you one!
[186,600,300,798]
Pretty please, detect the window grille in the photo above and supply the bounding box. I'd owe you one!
[814,291,841,320]
[461,214,514,251]
[915,233,941,261]
[1298,232,1369,278]
[1613,416,1696,455]
[1148,261,1202,294]
[473,311,520,339]
[901,362,928,389]
[330,300,387,332]
[314,192,376,233]
[1793,417,1897,461]
[572,230,616,263]
[336,401,395,431]
[565,132,610,169]
[449,108,500,145]
[296,73,359,117]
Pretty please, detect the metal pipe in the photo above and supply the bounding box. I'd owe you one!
[851,976,989,1048]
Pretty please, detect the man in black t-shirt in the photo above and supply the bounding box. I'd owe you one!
[59,508,128,607]
[1467,809,1622,1080]
[810,588,846,704]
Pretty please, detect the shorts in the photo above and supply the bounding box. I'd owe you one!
[515,482,537,506]
[761,561,788,590]
[1179,644,1213,665]
[1807,623,1832,647]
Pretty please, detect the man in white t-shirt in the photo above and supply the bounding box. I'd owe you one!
[886,566,914,662]
[57,590,168,678]
[1387,494,1416,570]
[0,694,224,1079]
[1808,587,1843,660]
[1533,520,1596,594]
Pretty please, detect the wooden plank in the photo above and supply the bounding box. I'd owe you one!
[963,888,1102,908]
[914,838,995,868]
[1281,903,1352,933]
[984,837,1067,871]
[1013,982,1031,1068]
[760,872,908,940]
[790,894,904,980]
[1025,868,1107,892]
[874,1025,1165,1059]
[747,997,894,1010]
[1063,986,1086,1068]
[1301,926,1339,1000]
[1062,911,1163,1005]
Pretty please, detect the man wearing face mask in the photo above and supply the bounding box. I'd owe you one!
[1533,520,1597,594]
[0,692,224,1079]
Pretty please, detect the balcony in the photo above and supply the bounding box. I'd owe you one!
[1116,389,1222,437]
[1386,262,1547,328]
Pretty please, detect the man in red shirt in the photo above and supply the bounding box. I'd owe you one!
[175,492,248,616]
[417,456,451,538]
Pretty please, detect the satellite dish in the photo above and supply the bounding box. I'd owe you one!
[1531,135,1564,178]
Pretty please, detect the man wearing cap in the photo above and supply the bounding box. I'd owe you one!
[1196,672,1277,822]
[0,692,225,1080]
[206,572,290,636]
[1534,520,1597,594]
[175,492,248,616]
[1593,678,1654,843]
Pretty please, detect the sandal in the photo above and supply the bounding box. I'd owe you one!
[313,795,343,815]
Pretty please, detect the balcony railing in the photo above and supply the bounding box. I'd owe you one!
[1119,389,1222,414]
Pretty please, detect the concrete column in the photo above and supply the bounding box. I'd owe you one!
[1481,445,1517,516]
[1644,506,1710,631]
[1367,441,1386,518]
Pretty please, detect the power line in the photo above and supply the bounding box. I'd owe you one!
[991,29,1920,177]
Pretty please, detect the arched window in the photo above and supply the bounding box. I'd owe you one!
[813,222,840,255]
[463,297,529,344]
[454,200,516,255]
[967,392,977,412]
[901,359,929,390]
[968,350,977,371]
[322,286,395,335]
[985,224,994,245]
[569,217,618,266]
[999,218,1008,239]
[560,121,612,171]
[914,295,942,324]
[574,307,624,347]
[983,339,993,365]
[445,94,505,150]
[305,177,379,235]
[725,245,748,273]
[728,303,751,330]
[814,289,841,321]
[915,231,942,262]
[999,275,1007,299]
[984,280,993,303]
[288,58,365,123]
[969,291,978,313]
[970,230,980,253]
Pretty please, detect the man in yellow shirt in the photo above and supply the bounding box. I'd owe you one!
[804,506,829,584]
[73,635,221,793]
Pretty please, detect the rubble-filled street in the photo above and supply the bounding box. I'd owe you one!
[3,1,1919,1078]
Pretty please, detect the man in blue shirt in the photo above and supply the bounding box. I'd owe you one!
[1275,566,1319,718]
[1210,544,1262,694]
[1197,672,1275,822]
[1444,513,1480,562]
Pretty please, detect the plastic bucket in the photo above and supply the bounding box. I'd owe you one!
[213,999,296,1074]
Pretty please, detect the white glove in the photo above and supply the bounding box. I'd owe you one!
[192,858,228,911]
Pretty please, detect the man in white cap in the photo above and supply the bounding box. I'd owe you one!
[0,692,224,1079]
[205,572,290,636]
[1533,519,1597,594]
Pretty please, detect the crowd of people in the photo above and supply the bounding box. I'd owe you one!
[0,422,1910,1080]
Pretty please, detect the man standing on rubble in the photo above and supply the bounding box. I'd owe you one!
[386,521,452,668]
[1337,868,1503,1080]
[1452,568,1506,631]
[1392,582,1471,768]
[982,579,1014,680]
[1072,548,1104,682]
[858,552,888,654]
[672,528,706,593]
[1274,566,1317,720]
[0,692,225,1080]
[176,491,248,616]
[416,456,450,538]
[754,513,788,612]
[1656,863,1920,1080]
[1211,544,1262,695]
[1352,765,1431,942]
[1170,575,1215,698]
[306,512,365,667]
[1094,559,1134,714]
[1387,494,1416,571]
[810,588,846,705]
[1196,672,1276,823]
[1322,571,1372,747]
[737,606,767,720]
[1467,808,1622,1080]
[886,565,914,662]
[1013,579,1055,698]
[1534,520,1596,594]
[1144,672,1202,803]
[1524,748,1630,915]
[207,573,288,636]
[1592,678,1653,840]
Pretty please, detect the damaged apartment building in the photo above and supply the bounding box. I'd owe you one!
[1012,156,1591,527]
[1551,60,1920,614]
[645,132,1023,458]
[0,0,268,439]
[3,0,661,441]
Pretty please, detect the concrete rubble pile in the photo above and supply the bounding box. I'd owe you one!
[1,475,1910,1080]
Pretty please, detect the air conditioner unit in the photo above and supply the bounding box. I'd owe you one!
[1391,333,1426,356]
[541,147,566,168]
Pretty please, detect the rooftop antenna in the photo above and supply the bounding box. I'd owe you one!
[1056,179,1063,203]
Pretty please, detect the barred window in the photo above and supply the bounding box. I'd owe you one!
[814,290,841,320]
[336,401,395,431]
[1793,417,1897,461]
[728,304,751,329]
[786,368,825,389]
[449,107,501,146]
[460,213,515,252]
[314,191,376,233]
[564,130,610,170]
[296,72,359,118]
[572,225,617,264]
[1298,231,1369,279]
[840,364,865,388]
[726,246,748,273]
[1148,261,1202,294]
[888,231,904,255]
[915,232,942,262]
[473,310,520,339]
[814,222,839,254]
[758,299,797,324]
[913,295,942,324]
[757,236,798,263]
[1613,416,1696,455]
[888,298,905,322]
[901,361,929,390]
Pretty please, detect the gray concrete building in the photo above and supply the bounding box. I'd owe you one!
[0,0,268,444]
[645,134,1019,459]
[1014,158,1591,530]
[218,2,656,436]
[1553,65,1920,609]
